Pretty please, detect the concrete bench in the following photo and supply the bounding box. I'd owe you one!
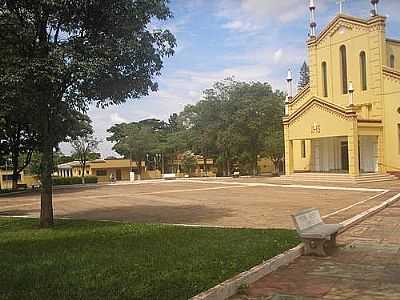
[292,208,342,256]
[163,173,176,180]
[232,171,240,178]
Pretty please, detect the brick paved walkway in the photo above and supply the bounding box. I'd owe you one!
[230,199,400,300]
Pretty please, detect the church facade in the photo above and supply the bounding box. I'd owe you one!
[283,1,400,177]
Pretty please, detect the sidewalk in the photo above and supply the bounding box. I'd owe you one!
[230,200,400,300]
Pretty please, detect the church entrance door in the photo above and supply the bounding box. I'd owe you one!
[311,137,348,173]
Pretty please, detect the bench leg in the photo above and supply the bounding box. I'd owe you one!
[304,239,327,257]
[326,233,337,249]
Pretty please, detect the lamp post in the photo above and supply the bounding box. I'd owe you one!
[285,68,293,116]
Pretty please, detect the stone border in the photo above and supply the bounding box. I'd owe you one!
[190,244,304,300]
[190,192,400,300]
[339,192,400,232]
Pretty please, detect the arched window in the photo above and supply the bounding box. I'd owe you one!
[390,55,395,68]
[321,62,328,97]
[340,45,348,94]
[360,51,367,91]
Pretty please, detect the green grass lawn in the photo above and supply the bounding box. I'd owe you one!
[0,218,299,300]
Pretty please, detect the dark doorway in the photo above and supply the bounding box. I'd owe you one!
[341,141,349,171]
[116,169,122,181]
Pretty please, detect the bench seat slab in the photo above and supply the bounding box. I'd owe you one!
[300,223,342,239]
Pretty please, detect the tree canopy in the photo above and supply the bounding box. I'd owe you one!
[0,0,176,226]
[298,61,310,91]
[71,135,100,183]
[107,78,285,176]
[178,79,285,175]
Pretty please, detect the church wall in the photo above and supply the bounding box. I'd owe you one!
[293,140,312,172]
[288,88,311,113]
[288,104,353,141]
[383,75,400,171]
[386,40,400,70]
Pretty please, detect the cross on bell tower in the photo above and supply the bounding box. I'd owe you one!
[370,0,380,16]
[336,0,345,14]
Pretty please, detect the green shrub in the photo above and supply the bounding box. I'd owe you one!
[84,176,98,184]
[0,189,15,194]
[52,176,97,186]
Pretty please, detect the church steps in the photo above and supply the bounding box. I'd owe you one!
[277,172,397,183]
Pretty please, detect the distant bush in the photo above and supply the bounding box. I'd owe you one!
[0,189,16,194]
[84,176,98,184]
[52,176,98,186]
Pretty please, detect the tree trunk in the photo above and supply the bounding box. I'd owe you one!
[253,155,258,176]
[137,160,142,179]
[39,114,54,228]
[11,150,19,190]
[227,159,231,176]
[272,158,281,176]
[11,129,21,190]
[161,154,164,174]
[81,161,86,184]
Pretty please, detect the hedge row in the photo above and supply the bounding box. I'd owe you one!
[52,176,98,186]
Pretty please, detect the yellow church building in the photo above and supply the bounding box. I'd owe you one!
[283,0,400,178]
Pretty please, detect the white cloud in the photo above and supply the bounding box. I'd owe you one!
[273,48,283,63]
[110,113,128,124]
[225,46,306,67]
[222,20,261,33]
[216,0,332,36]
[217,0,309,33]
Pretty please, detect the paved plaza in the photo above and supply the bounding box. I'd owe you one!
[0,177,399,229]
[230,198,400,300]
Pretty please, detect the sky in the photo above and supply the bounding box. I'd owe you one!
[61,0,400,157]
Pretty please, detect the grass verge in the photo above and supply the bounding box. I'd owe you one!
[0,218,299,300]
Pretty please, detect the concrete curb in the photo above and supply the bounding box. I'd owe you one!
[339,192,400,232]
[190,244,304,300]
[190,192,400,300]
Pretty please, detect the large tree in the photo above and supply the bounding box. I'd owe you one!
[177,79,285,176]
[107,120,160,175]
[0,113,37,189]
[71,135,100,184]
[0,1,175,227]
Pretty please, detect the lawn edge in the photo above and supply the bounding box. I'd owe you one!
[190,192,400,300]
